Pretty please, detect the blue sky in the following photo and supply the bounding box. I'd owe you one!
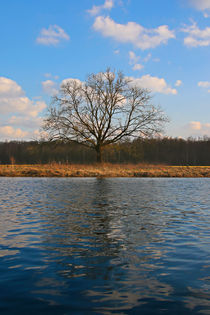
[1,0,210,140]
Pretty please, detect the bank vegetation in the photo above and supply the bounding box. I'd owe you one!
[0,137,210,177]
[1,137,210,166]
[1,163,210,177]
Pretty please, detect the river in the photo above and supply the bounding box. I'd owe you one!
[0,178,210,314]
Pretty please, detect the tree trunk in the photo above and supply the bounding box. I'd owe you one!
[96,145,102,163]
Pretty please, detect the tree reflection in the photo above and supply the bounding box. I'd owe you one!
[36,178,176,311]
[1,178,210,313]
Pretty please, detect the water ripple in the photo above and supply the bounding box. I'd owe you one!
[0,178,210,314]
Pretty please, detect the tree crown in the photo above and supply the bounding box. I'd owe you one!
[44,68,168,158]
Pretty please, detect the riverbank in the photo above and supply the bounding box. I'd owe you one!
[1,164,210,177]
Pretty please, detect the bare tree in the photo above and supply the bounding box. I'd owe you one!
[44,69,168,162]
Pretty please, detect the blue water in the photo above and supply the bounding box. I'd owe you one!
[0,178,210,314]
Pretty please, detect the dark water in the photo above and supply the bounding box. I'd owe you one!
[0,178,210,314]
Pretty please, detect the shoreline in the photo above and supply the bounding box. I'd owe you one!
[1,164,210,177]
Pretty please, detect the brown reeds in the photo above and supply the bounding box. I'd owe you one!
[0,163,210,177]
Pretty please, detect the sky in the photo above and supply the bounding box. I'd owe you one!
[1,0,210,141]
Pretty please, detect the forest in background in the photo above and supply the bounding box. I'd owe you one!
[1,137,210,165]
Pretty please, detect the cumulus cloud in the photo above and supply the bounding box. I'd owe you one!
[128,51,144,71]
[42,80,58,96]
[128,74,177,95]
[180,120,210,138]
[129,51,139,64]
[36,25,70,46]
[0,77,23,97]
[182,22,210,47]
[0,77,46,140]
[188,121,210,136]
[188,0,210,11]
[0,125,44,141]
[87,0,114,16]
[0,126,29,139]
[0,77,46,116]
[198,80,210,92]
[8,116,43,129]
[189,121,202,130]
[132,64,144,71]
[44,73,59,80]
[198,80,210,87]
[175,80,182,87]
[93,16,175,50]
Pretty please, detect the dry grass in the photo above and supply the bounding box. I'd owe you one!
[1,163,210,177]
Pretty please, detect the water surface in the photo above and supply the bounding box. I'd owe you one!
[0,178,210,314]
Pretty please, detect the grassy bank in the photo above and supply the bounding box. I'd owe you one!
[1,164,210,177]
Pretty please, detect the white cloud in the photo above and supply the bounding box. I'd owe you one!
[175,80,182,87]
[182,22,210,47]
[198,80,210,92]
[87,0,114,16]
[128,74,177,94]
[0,126,29,139]
[188,0,210,11]
[28,100,46,118]
[132,64,144,71]
[33,129,49,140]
[188,121,210,136]
[198,80,210,88]
[0,77,46,116]
[189,121,202,130]
[0,77,23,97]
[42,80,58,96]
[129,51,139,64]
[0,77,46,140]
[93,16,175,50]
[128,51,144,71]
[44,73,59,80]
[0,125,44,141]
[61,78,82,87]
[144,53,152,62]
[36,25,70,46]
[8,116,43,129]
[114,49,120,54]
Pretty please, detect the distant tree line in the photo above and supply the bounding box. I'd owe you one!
[1,137,210,165]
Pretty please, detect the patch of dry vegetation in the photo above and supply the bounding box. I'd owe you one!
[1,163,210,177]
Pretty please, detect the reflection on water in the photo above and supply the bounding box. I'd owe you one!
[0,178,210,314]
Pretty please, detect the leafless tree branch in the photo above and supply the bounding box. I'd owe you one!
[43,68,168,162]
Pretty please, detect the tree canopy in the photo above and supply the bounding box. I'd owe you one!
[44,69,168,162]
